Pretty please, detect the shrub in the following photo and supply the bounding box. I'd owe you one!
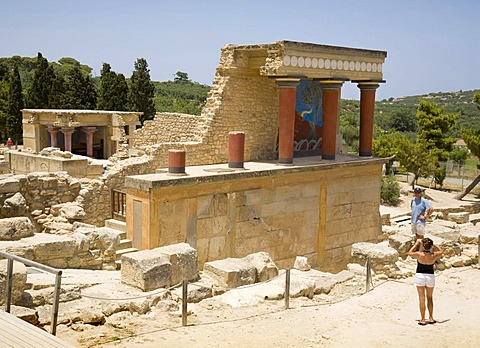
[381,174,400,205]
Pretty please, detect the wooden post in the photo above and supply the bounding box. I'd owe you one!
[50,271,62,335]
[285,269,291,309]
[182,279,188,326]
[366,257,372,293]
[5,259,13,312]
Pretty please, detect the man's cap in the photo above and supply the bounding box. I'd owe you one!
[414,187,423,193]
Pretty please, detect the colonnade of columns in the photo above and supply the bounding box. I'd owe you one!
[276,78,381,163]
[47,126,97,156]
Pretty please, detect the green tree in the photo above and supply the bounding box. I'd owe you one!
[6,64,24,144]
[417,100,458,162]
[97,63,128,111]
[449,146,469,175]
[174,71,189,82]
[129,58,156,123]
[417,100,458,186]
[372,131,403,174]
[339,112,359,153]
[462,92,480,164]
[388,108,417,132]
[62,66,97,109]
[0,63,9,141]
[396,138,437,188]
[26,52,55,108]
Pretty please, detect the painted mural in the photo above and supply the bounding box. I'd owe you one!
[294,80,323,152]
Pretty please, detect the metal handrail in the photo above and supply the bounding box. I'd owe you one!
[0,251,62,336]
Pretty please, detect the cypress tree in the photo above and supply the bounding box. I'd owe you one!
[26,52,55,108]
[6,64,24,144]
[129,58,156,123]
[97,63,128,111]
[63,66,97,109]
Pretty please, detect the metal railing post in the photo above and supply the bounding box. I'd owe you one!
[0,251,63,336]
[182,279,188,326]
[50,271,63,335]
[285,269,291,309]
[5,259,13,313]
[366,256,372,293]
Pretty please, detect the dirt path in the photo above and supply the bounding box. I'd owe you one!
[92,266,479,348]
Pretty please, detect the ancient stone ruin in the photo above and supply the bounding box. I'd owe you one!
[0,41,478,342]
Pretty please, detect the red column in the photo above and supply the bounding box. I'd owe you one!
[276,78,300,164]
[358,83,379,157]
[228,131,245,169]
[61,127,75,152]
[168,149,186,174]
[320,81,344,160]
[48,126,59,148]
[83,127,97,157]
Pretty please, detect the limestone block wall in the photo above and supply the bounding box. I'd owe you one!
[126,161,383,272]
[321,173,381,271]
[129,46,279,170]
[132,113,206,146]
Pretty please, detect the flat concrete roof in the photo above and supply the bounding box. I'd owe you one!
[125,155,388,191]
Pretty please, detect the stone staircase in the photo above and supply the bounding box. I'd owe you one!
[104,218,138,269]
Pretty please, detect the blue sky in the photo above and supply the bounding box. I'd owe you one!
[1,0,479,99]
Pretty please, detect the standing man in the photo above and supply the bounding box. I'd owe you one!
[411,187,434,239]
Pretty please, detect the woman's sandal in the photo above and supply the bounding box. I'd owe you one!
[418,321,427,326]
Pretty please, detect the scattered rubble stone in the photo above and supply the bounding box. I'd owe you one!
[203,258,256,288]
[243,251,278,282]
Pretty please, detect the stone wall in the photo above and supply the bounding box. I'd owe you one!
[132,113,206,146]
[126,160,383,272]
[129,46,279,169]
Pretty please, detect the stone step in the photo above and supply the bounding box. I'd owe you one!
[117,239,133,250]
[115,247,139,270]
[105,219,127,232]
[115,247,138,260]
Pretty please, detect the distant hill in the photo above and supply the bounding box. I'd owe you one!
[378,90,480,132]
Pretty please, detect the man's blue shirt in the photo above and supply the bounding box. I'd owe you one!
[411,197,432,223]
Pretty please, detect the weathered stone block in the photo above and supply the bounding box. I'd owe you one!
[0,217,35,241]
[0,260,27,306]
[0,178,20,193]
[30,233,77,261]
[1,192,27,218]
[121,249,172,291]
[388,233,414,257]
[156,243,198,286]
[203,258,256,288]
[351,242,399,276]
[459,226,480,244]
[448,212,470,224]
[243,251,278,282]
[293,255,311,271]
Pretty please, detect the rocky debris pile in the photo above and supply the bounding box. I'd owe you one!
[351,242,399,277]
[0,222,121,271]
[39,147,74,159]
[365,208,480,278]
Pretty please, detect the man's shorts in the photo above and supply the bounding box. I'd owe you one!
[414,273,435,287]
[412,222,426,236]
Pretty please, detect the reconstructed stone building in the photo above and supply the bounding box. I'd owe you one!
[124,40,388,271]
[22,109,141,159]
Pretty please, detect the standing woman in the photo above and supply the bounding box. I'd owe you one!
[408,238,443,325]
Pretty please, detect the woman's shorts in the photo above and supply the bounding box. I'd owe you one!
[414,273,435,287]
